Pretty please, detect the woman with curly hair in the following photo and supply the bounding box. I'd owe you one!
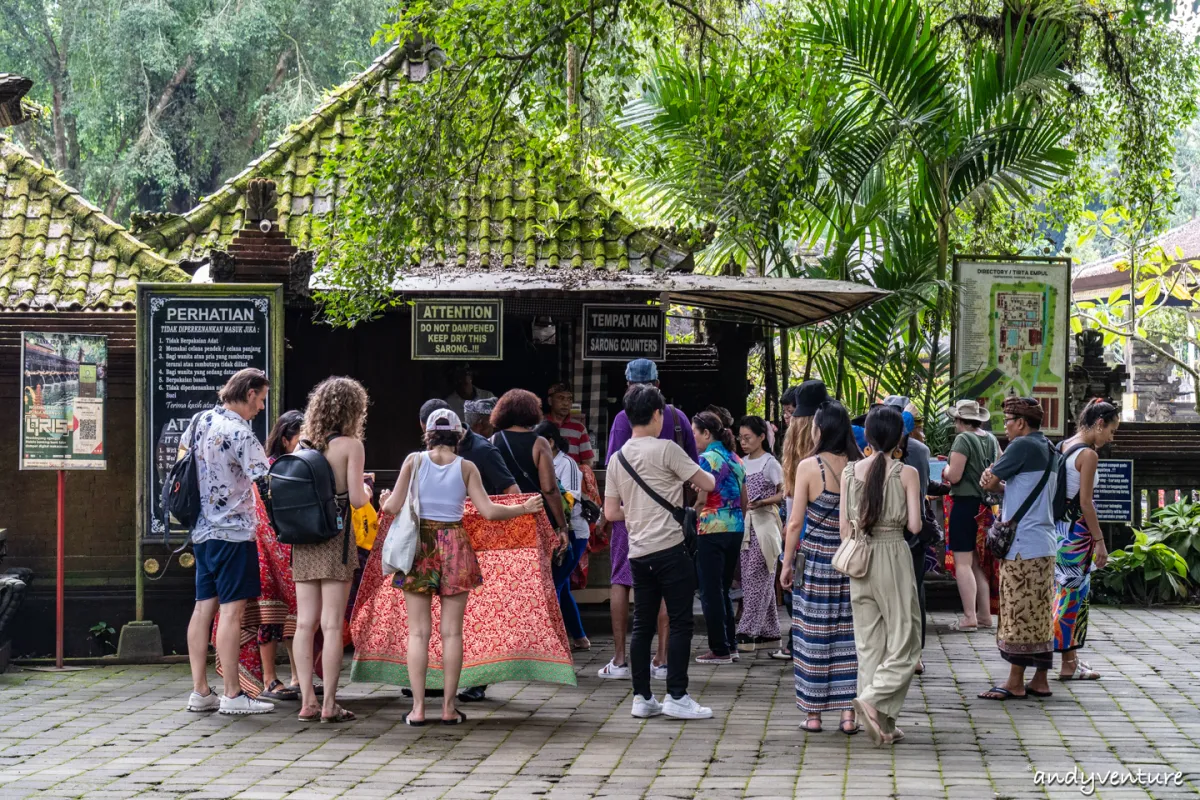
[293,377,373,723]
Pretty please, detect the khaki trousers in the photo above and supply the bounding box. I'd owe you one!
[850,531,922,732]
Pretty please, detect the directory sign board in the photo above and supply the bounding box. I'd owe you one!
[952,256,1071,436]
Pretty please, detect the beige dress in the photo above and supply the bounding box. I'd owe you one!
[842,459,922,734]
[291,494,357,582]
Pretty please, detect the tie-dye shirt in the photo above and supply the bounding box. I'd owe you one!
[698,441,746,535]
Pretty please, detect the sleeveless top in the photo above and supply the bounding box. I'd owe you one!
[799,456,841,549]
[843,459,907,538]
[417,454,467,522]
[493,430,541,494]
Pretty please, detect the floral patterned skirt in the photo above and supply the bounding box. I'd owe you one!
[394,519,483,596]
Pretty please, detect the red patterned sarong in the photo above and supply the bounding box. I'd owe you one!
[349,495,577,689]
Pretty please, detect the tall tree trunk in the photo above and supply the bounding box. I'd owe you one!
[780,327,790,389]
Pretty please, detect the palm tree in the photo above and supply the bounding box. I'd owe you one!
[804,0,1076,411]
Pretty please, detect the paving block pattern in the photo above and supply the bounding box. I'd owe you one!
[1,607,1198,799]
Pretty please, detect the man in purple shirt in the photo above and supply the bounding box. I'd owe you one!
[597,358,700,680]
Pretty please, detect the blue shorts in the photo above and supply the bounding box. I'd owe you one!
[194,539,261,604]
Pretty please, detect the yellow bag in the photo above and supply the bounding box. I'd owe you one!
[352,503,380,551]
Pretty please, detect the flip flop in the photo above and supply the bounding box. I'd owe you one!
[441,710,468,726]
[320,707,356,724]
[978,686,1026,701]
[852,698,885,747]
[1024,686,1053,698]
[403,712,425,727]
[948,620,979,633]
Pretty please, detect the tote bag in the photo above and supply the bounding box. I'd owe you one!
[382,453,422,576]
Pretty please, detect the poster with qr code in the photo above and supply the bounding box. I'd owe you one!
[19,331,107,470]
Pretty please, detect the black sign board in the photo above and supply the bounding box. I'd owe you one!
[583,304,666,361]
[411,299,503,361]
[137,284,283,540]
[1094,459,1135,524]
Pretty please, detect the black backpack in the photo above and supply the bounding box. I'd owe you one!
[266,438,350,560]
[161,412,204,540]
[1053,441,1092,521]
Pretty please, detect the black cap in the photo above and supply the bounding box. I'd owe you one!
[793,380,829,417]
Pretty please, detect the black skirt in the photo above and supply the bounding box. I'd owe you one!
[948,496,983,553]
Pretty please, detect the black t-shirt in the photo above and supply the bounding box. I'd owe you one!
[492,429,541,494]
[458,430,516,495]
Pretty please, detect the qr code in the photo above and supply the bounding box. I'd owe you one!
[78,418,97,439]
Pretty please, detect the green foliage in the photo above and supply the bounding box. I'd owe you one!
[1095,530,1191,605]
[1139,501,1200,584]
[0,0,389,219]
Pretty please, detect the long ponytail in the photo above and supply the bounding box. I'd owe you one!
[858,406,903,534]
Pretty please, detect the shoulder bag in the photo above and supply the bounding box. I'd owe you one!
[831,462,878,578]
[382,453,422,576]
[985,441,1055,559]
[616,449,698,558]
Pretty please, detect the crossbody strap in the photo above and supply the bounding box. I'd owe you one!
[1007,441,1055,527]
[498,431,535,486]
[616,450,682,519]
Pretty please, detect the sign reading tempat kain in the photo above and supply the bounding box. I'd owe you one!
[582,304,666,361]
[138,284,282,539]
[411,299,503,360]
[1094,459,1135,524]
[19,332,107,470]
[953,256,1071,436]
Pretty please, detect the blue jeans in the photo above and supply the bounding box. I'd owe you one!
[553,537,588,641]
[696,530,742,656]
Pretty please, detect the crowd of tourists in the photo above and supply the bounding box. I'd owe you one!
[175,361,1117,745]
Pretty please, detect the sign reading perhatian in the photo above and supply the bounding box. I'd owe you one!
[19,332,108,470]
[1094,459,1135,525]
[137,284,283,540]
[411,299,503,361]
[583,304,666,361]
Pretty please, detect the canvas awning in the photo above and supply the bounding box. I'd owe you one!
[331,271,887,327]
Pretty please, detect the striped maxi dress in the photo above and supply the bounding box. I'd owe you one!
[792,457,858,713]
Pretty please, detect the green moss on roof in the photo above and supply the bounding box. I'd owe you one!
[139,46,694,273]
[0,137,188,311]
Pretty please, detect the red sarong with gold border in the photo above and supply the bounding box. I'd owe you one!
[349,495,577,689]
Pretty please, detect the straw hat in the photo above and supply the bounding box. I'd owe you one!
[945,399,990,424]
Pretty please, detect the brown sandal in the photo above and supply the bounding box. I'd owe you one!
[320,707,356,724]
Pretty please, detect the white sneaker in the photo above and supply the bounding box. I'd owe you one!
[663,694,713,720]
[218,692,274,716]
[597,659,631,679]
[651,663,669,681]
[631,694,663,718]
[187,688,220,712]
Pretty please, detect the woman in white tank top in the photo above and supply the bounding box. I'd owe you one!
[1052,399,1119,681]
[380,408,542,726]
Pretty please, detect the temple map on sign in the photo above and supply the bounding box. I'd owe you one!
[955,259,1069,436]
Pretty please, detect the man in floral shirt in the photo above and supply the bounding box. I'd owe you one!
[181,368,275,716]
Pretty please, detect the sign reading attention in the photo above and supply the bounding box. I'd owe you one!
[138,284,283,539]
[1094,459,1135,524]
[411,299,503,361]
[583,304,666,361]
[19,332,108,470]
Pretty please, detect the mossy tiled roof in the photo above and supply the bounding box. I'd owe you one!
[0,138,188,311]
[137,46,695,273]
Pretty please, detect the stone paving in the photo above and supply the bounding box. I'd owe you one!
[1,607,1199,800]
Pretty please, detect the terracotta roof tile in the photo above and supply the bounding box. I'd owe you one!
[137,45,697,273]
[0,137,189,311]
